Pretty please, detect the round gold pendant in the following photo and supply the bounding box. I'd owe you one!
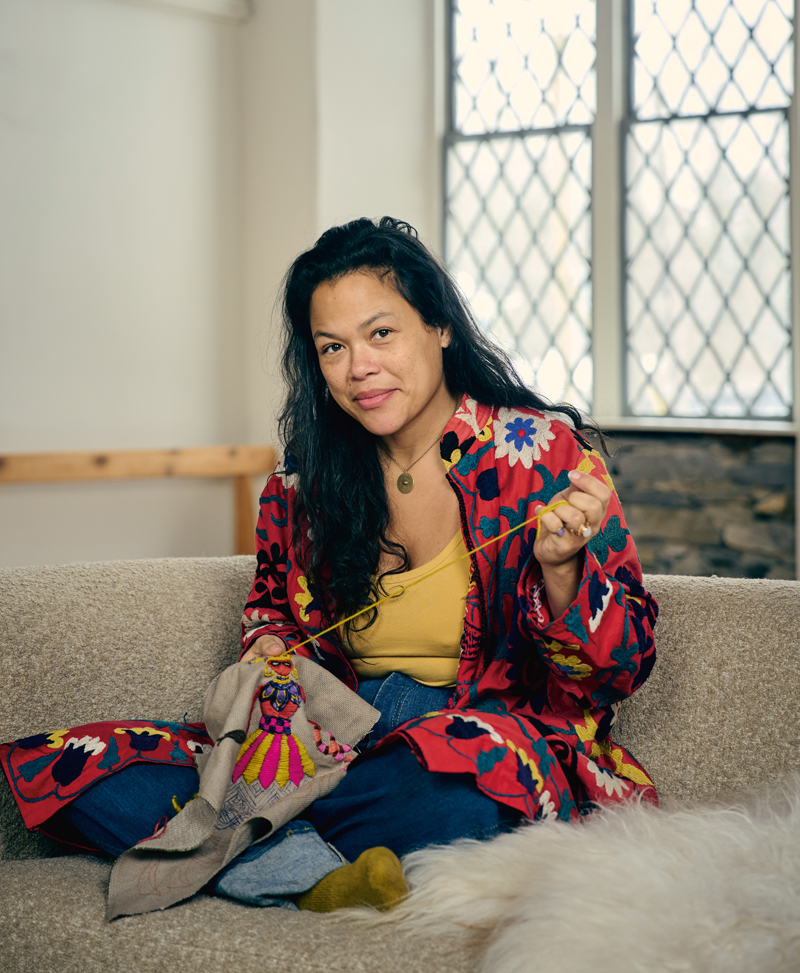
[397,472,414,494]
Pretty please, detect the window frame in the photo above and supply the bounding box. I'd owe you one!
[440,0,800,567]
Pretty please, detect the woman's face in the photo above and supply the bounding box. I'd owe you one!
[309,271,453,440]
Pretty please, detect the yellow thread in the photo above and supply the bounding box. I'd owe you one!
[292,498,570,650]
[171,792,198,814]
[298,739,317,778]
[243,734,272,785]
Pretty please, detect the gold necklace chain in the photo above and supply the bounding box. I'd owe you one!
[381,403,459,494]
[382,436,440,494]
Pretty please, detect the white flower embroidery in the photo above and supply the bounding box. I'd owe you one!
[538,789,556,820]
[453,396,483,436]
[64,736,106,756]
[493,408,555,469]
[585,759,630,798]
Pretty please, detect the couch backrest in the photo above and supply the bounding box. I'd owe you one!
[0,557,255,859]
[1,559,798,859]
[615,573,800,806]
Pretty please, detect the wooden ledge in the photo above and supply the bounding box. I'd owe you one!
[0,445,277,555]
[0,445,276,484]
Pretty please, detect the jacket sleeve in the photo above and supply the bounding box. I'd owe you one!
[518,435,658,708]
[240,466,305,659]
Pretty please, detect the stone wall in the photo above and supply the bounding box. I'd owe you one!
[604,430,796,580]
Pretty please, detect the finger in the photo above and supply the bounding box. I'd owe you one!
[538,507,582,540]
[567,469,610,503]
[264,642,288,657]
[561,491,603,523]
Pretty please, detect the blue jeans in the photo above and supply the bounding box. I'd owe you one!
[59,674,522,907]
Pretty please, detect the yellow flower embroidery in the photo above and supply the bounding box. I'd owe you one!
[550,653,592,680]
[575,709,600,748]
[542,636,579,655]
[589,739,654,787]
[578,447,615,492]
[575,710,653,786]
[477,419,493,442]
[542,638,591,679]
[295,575,314,622]
[45,730,70,749]
[505,739,544,795]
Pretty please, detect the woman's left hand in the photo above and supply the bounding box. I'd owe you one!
[533,469,611,569]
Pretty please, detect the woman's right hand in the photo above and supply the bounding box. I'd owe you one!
[240,635,288,664]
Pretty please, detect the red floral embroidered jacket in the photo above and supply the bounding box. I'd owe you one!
[241,396,659,821]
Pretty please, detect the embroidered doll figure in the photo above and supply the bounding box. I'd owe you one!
[232,652,316,789]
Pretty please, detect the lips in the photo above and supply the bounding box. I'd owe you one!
[354,389,395,410]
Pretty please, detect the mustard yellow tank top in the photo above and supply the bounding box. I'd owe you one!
[344,530,470,687]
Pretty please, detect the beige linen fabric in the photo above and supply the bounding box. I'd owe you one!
[107,655,378,920]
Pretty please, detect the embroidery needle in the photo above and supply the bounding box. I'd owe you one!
[289,498,570,651]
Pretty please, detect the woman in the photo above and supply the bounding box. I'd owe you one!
[24,216,657,912]
[220,216,657,909]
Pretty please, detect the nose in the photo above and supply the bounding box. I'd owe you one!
[349,342,379,380]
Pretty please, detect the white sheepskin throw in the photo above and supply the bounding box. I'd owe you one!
[369,781,800,973]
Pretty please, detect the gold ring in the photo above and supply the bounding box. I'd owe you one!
[569,521,592,539]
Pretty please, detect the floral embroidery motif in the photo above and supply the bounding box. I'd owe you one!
[0,720,211,829]
[294,576,314,622]
[494,408,555,469]
[585,758,631,798]
[506,739,545,797]
[589,738,654,787]
[549,652,593,680]
[445,714,504,745]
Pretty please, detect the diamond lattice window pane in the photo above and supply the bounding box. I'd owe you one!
[633,0,793,120]
[626,111,791,418]
[453,0,596,134]
[446,132,592,410]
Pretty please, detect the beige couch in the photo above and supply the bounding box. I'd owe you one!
[1,558,798,973]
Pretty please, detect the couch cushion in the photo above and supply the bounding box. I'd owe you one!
[0,856,474,973]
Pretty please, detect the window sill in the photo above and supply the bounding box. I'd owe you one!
[592,416,798,437]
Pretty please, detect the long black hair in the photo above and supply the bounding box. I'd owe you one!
[279,216,600,643]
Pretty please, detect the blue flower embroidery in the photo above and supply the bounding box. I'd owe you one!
[504,417,536,452]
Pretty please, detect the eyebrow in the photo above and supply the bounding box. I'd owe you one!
[312,311,394,342]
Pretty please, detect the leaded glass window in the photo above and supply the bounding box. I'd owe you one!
[445,0,596,411]
[625,0,794,418]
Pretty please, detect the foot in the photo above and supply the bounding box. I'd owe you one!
[294,846,408,912]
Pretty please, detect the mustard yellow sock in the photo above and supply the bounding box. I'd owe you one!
[294,846,408,912]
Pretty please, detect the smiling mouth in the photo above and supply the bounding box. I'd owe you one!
[354,390,395,409]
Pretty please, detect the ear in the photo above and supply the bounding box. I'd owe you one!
[439,325,453,349]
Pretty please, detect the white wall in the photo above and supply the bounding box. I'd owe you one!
[316,0,441,248]
[240,0,317,449]
[0,0,440,567]
[0,0,244,565]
